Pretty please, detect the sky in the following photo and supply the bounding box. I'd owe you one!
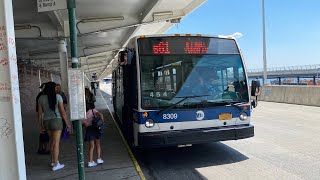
[166,0,320,70]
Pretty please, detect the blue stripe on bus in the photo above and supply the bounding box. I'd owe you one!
[134,106,251,124]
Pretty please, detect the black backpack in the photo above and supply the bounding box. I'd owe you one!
[91,110,106,135]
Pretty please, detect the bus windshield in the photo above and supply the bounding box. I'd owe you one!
[138,37,249,109]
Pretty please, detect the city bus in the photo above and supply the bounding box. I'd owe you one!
[112,34,254,148]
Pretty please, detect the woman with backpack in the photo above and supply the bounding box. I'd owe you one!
[82,103,105,167]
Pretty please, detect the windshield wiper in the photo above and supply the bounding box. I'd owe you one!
[218,101,245,110]
[156,94,210,116]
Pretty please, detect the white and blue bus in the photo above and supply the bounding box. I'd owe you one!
[112,34,254,148]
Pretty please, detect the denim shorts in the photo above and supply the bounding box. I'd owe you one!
[44,118,63,131]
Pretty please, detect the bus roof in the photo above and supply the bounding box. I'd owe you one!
[132,34,235,40]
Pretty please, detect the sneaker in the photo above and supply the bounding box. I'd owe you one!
[50,161,59,167]
[88,161,97,167]
[97,158,104,164]
[52,163,65,171]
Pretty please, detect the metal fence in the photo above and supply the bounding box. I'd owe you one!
[248,64,320,73]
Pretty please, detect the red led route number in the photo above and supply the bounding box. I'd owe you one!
[153,42,170,54]
[184,42,208,54]
[152,41,208,54]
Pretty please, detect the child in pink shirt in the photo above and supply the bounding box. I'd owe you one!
[83,104,104,167]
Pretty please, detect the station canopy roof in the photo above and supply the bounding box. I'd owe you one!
[13,0,206,79]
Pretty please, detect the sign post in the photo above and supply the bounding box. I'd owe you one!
[67,0,85,179]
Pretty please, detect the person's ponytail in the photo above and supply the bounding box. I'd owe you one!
[44,82,57,112]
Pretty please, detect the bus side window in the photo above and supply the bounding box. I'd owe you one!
[131,50,138,108]
[118,49,135,65]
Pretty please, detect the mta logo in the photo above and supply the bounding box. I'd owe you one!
[196,110,204,120]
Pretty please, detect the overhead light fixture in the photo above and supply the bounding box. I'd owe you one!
[80,16,124,23]
[14,24,42,37]
[153,11,173,17]
[170,18,181,23]
[84,44,111,50]
[14,24,32,30]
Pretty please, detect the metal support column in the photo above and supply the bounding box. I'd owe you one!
[297,76,300,85]
[278,77,281,85]
[262,0,267,85]
[0,0,26,179]
[317,68,319,85]
[67,0,85,179]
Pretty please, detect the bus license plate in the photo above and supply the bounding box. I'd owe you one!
[219,113,232,120]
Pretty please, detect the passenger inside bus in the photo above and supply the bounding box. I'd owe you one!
[180,70,209,97]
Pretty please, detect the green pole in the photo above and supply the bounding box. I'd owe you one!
[67,0,85,179]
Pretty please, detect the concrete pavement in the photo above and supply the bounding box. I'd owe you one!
[135,101,320,180]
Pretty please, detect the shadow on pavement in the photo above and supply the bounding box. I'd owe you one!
[135,143,249,180]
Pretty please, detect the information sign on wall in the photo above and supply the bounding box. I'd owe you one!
[37,0,67,12]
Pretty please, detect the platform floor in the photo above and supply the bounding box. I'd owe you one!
[23,87,140,180]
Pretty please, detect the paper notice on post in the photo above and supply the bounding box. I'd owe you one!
[68,69,85,120]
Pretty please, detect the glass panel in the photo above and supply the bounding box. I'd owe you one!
[140,54,249,109]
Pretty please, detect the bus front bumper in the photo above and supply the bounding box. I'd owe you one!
[137,124,254,148]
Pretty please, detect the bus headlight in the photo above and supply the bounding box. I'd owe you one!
[145,119,155,128]
[239,112,248,121]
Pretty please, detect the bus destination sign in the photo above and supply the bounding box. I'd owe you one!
[138,36,239,55]
[152,41,208,54]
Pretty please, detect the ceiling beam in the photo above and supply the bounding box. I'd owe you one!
[87,55,113,62]
[82,62,108,70]
[84,58,112,70]
[96,1,162,78]
[99,68,113,79]
[98,60,117,78]
[84,66,107,72]
[47,11,64,32]
[80,46,122,58]
[33,58,60,63]
[140,0,161,22]
[82,61,108,67]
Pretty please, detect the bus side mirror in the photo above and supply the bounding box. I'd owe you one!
[251,80,257,96]
[118,50,127,65]
[251,80,260,108]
